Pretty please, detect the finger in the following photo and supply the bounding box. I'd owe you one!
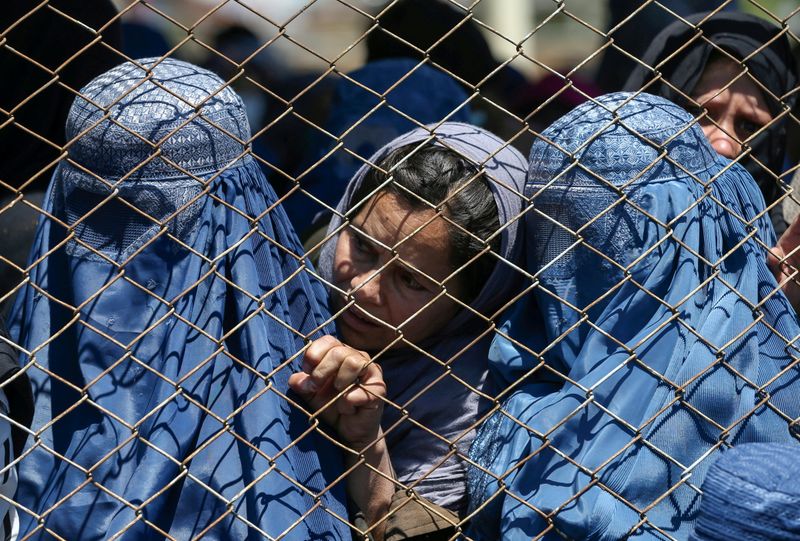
[303,335,341,372]
[342,385,383,411]
[333,351,371,391]
[777,216,800,266]
[337,384,384,417]
[338,364,386,415]
[308,345,356,389]
[781,215,800,245]
[337,393,358,416]
[767,248,785,281]
[288,372,318,397]
[353,363,386,398]
[289,371,340,421]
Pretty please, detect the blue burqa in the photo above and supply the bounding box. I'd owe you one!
[9,58,350,540]
[284,58,471,229]
[467,93,800,540]
[689,443,800,540]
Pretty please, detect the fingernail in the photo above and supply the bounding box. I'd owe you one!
[300,379,318,393]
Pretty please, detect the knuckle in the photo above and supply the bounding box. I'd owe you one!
[343,353,367,371]
[330,344,352,360]
[319,335,341,351]
[306,337,333,362]
[344,388,362,404]
[366,382,387,400]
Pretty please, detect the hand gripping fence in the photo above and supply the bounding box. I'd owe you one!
[1,1,800,540]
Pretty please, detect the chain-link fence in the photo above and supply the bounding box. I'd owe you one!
[1,1,800,540]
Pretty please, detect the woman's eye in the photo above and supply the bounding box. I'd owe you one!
[353,235,366,251]
[736,118,762,139]
[352,234,374,255]
[400,271,426,291]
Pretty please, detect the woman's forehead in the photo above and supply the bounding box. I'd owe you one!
[352,192,453,271]
[693,58,770,110]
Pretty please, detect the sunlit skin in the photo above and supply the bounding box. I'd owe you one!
[329,190,465,352]
[287,334,392,539]
[288,190,467,537]
[690,57,773,159]
[691,59,800,311]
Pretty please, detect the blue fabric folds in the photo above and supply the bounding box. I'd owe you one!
[9,58,349,540]
[284,58,471,228]
[689,443,800,541]
[467,92,800,540]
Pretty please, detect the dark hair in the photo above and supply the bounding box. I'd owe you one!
[350,144,500,303]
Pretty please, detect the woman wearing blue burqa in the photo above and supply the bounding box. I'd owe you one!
[8,58,350,540]
[467,92,800,540]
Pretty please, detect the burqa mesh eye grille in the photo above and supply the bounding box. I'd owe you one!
[1,3,800,541]
[64,190,156,255]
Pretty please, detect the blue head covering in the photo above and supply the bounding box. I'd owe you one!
[283,58,472,229]
[317,122,527,514]
[9,58,349,540]
[467,92,800,540]
[689,443,800,540]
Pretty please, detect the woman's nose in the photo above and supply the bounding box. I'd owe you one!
[701,122,741,159]
[350,271,384,306]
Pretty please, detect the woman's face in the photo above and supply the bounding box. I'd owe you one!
[691,57,773,159]
[331,190,464,352]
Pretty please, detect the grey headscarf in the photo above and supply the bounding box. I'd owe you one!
[318,122,527,514]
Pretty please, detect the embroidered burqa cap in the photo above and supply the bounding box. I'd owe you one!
[10,58,349,540]
[689,443,800,541]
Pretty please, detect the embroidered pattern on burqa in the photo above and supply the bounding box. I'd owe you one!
[688,443,800,540]
[9,58,349,540]
[467,92,800,540]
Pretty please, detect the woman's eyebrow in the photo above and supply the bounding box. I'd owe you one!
[350,224,389,252]
[396,258,442,288]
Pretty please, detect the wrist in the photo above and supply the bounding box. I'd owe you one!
[345,429,389,467]
[346,432,394,540]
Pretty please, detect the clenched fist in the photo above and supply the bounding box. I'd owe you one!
[289,335,387,450]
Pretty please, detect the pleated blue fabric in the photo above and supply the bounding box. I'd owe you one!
[9,58,350,540]
[689,443,800,540]
[467,92,800,540]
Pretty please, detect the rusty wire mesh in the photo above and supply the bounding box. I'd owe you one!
[1,0,800,540]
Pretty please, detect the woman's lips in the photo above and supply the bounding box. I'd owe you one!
[338,306,381,333]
